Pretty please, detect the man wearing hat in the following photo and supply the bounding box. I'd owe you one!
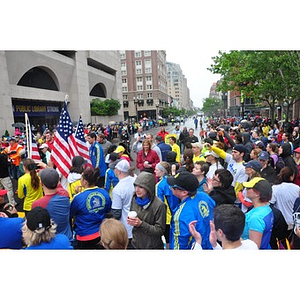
[114,145,131,164]
[39,143,50,165]
[258,151,276,185]
[241,177,274,249]
[111,159,135,248]
[32,168,72,241]
[167,172,215,249]
[205,143,248,197]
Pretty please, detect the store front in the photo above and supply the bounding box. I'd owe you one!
[12,98,63,132]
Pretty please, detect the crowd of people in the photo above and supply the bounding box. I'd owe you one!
[1,115,300,250]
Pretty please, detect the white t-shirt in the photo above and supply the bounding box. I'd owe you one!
[271,182,300,229]
[206,162,224,179]
[111,176,136,238]
[193,239,258,250]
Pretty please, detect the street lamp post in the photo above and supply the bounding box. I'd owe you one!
[133,97,138,122]
[156,101,160,120]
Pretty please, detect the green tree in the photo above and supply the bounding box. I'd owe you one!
[201,97,223,116]
[90,98,121,116]
[208,50,300,124]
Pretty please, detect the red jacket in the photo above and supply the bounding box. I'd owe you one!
[157,131,169,142]
[136,149,160,172]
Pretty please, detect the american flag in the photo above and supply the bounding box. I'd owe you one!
[51,98,79,178]
[24,113,41,162]
[75,115,92,169]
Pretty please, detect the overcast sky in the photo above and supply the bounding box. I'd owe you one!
[166,48,221,108]
[3,0,300,110]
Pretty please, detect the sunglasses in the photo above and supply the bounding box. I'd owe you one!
[171,186,186,191]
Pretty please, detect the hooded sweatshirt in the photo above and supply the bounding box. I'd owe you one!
[67,173,82,201]
[130,172,166,249]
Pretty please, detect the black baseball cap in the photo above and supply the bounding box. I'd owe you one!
[26,207,51,232]
[167,172,199,192]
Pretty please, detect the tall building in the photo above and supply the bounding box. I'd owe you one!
[121,50,168,121]
[0,51,123,135]
[166,61,191,110]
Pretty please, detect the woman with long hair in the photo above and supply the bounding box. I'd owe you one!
[17,158,43,215]
[177,149,194,173]
[270,166,300,242]
[136,139,160,174]
[70,167,112,249]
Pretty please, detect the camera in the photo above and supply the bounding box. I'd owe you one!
[27,163,41,171]
[5,204,13,211]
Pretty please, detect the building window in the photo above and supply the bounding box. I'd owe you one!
[123,101,129,108]
[144,51,151,56]
[137,85,143,91]
[136,60,142,66]
[136,69,142,74]
[120,51,126,59]
[122,86,128,92]
[135,51,142,58]
[121,70,127,76]
[121,62,126,68]
[146,76,152,82]
[136,77,143,82]
[147,93,153,98]
[146,85,152,90]
[145,59,151,66]
[145,68,152,73]
[123,95,128,100]
[122,78,127,84]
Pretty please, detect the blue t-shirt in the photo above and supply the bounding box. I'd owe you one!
[25,234,73,250]
[0,217,23,249]
[242,205,274,249]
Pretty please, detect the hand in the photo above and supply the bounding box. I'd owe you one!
[143,162,151,168]
[203,178,213,193]
[209,221,218,248]
[4,203,18,215]
[75,185,83,193]
[296,226,300,239]
[189,220,202,245]
[204,143,212,150]
[127,216,142,227]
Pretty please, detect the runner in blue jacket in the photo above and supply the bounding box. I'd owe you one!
[167,172,216,250]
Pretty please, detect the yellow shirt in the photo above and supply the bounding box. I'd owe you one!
[18,173,43,211]
[192,155,206,163]
[171,143,181,163]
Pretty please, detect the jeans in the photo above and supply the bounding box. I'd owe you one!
[0,176,16,205]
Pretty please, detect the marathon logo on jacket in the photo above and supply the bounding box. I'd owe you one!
[86,192,106,213]
[199,201,209,218]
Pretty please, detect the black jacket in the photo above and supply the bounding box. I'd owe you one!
[209,186,236,206]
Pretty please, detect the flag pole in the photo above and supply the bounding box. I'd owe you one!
[24,113,30,158]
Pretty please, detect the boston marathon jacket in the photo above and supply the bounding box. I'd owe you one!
[170,191,215,250]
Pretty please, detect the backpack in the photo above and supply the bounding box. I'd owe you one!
[275,157,285,174]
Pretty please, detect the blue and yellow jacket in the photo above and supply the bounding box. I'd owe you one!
[170,191,215,250]
[156,175,179,225]
[104,168,119,198]
[70,187,112,239]
[89,141,107,177]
